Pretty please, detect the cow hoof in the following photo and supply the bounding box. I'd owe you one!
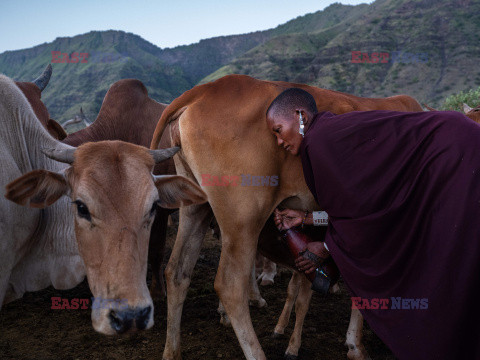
[272,331,285,339]
[219,314,231,327]
[329,283,340,294]
[249,298,267,308]
[257,272,275,286]
[260,278,274,286]
[284,353,298,360]
[346,344,371,360]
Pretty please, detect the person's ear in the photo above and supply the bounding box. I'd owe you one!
[296,109,307,122]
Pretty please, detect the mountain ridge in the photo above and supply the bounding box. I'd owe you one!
[0,0,478,123]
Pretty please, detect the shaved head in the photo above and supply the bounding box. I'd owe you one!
[266,88,318,156]
[266,88,317,119]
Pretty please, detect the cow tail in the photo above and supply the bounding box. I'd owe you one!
[149,82,209,150]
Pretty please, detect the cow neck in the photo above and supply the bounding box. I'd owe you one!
[21,112,83,291]
[19,93,78,251]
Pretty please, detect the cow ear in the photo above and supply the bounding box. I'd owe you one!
[5,169,69,208]
[47,119,68,140]
[154,175,207,209]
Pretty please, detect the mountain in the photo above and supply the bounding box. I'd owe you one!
[0,0,479,123]
[201,0,480,107]
[0,31,190,122]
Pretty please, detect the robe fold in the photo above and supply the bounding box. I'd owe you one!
[300,110,480,360]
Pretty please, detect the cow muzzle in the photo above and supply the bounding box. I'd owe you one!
[109,305,152,334]
[91,299,154,335]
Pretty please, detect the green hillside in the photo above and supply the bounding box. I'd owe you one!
[201,0,480,107]
[0,31,189,122]
[0,0,479,123]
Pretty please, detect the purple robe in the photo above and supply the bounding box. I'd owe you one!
[300,110,480,360]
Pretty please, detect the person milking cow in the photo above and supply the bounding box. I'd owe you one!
[266,88,480,360]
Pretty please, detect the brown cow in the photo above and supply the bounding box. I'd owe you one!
[13,72,174,299]
[424,102,480,123]
[2,73,207,335]
[60,78,273,301]
[6,141,207,334]
[61,78,174,299]
[462,103,480,122]
[14,64,68,140]
[150,74,422,360]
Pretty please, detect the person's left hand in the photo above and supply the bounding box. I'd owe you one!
[274,208,304,230]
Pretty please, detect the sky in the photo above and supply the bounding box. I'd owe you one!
[0,0,372,54]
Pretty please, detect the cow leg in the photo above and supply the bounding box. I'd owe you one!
[217,299,231,327]
[163,203,213,360]
[0,271,10,307]
[273,271,301,337]
[284,274,313,359]
[218,248,266,328]
[148,208,169,300]
[248,263,267,308]
[345,308,371,360]
[215,227,266,360]
[256,256,277,286]
[255,253,263,278]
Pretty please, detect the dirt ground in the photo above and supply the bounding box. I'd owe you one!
[0,225,395,360]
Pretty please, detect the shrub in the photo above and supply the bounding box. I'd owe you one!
[441,87,480,111]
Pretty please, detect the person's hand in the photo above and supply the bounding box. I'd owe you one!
[274,208,304,231]
[295,242,329,274]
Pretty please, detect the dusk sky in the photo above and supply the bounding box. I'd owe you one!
[0,0,372,53]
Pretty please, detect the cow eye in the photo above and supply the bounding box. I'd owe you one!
[73,200,91,221]
[150,201,159,217]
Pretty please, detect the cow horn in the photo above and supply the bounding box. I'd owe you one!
[33,64,52,92]
[463,103,473,113]
[41,143,76,164]
[149,146,180,163]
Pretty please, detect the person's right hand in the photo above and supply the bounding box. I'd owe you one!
[295,241,329,274]
[274,208,304,230]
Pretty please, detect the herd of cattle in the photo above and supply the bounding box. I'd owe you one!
[1,64,479,360]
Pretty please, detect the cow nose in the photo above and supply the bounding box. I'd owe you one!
[108,306,152,333]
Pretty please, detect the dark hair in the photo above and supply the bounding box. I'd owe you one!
[266,88,317,118]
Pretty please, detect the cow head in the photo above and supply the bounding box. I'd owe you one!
[463,103,480,123]
[15,64,68,140]
[424,102,480,124]
[5,140,207,334]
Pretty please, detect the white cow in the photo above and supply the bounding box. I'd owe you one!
[0,74,83,306]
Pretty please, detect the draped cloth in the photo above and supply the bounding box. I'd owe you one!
[300,110,480,360]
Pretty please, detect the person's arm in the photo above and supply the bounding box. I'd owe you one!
[274,209,330,230]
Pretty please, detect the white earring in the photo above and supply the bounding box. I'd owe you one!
[298,113,304,137]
